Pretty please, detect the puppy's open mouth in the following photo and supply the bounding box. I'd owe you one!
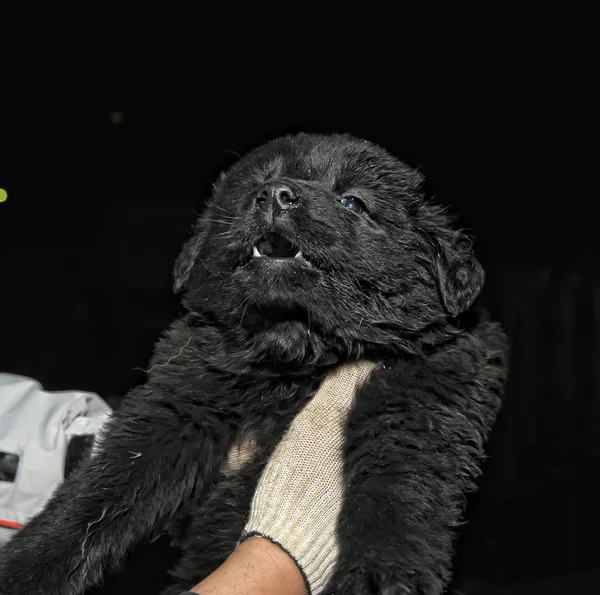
[253,233,307,262]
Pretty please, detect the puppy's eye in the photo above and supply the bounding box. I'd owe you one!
[339,196,365,214]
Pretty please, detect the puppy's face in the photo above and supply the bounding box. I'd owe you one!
[175,134,483,363]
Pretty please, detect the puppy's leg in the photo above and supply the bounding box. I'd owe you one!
[328,339,506,594]
[0,385,232,595]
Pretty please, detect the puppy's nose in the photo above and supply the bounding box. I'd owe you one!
[256,181,299,212]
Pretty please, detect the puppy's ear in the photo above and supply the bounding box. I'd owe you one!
[173,219,207,294]
[174,174,228,294]
[429,232,485,317]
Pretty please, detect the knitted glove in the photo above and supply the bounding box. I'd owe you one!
[234,360,377,594]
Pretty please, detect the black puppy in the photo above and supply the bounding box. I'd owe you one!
[0,134,508,595]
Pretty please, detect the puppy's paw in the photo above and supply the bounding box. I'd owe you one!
[328,561,445,595]
[330,571,413,595]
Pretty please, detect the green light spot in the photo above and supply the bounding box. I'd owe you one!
[108,111,125,124]
[0,188,7,203]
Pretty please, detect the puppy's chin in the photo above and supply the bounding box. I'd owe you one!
[238,255,318,282]
[230,259,321,310]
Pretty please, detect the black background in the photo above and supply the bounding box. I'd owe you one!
[1,11,599,594]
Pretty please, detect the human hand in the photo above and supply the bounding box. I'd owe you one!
[235,360,377,594]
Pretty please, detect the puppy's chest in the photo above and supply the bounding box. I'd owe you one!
[221,377,320,476]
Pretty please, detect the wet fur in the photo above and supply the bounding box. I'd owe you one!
[0,134,508,595]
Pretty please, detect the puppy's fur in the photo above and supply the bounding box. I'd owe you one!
[0,134,508,595]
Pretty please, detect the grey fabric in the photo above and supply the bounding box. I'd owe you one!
[0,374,111,546]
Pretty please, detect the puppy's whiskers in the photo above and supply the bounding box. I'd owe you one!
[239,297,251,327]
[212,204,235,214]
[215,229,236,238]
[208,219,236,226]
[220,148,242,158]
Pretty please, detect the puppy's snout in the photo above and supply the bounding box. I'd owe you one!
[256,181,299,214]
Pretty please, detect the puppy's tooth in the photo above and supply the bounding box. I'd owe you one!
[253,246,262,257]
[294,251,303,259]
